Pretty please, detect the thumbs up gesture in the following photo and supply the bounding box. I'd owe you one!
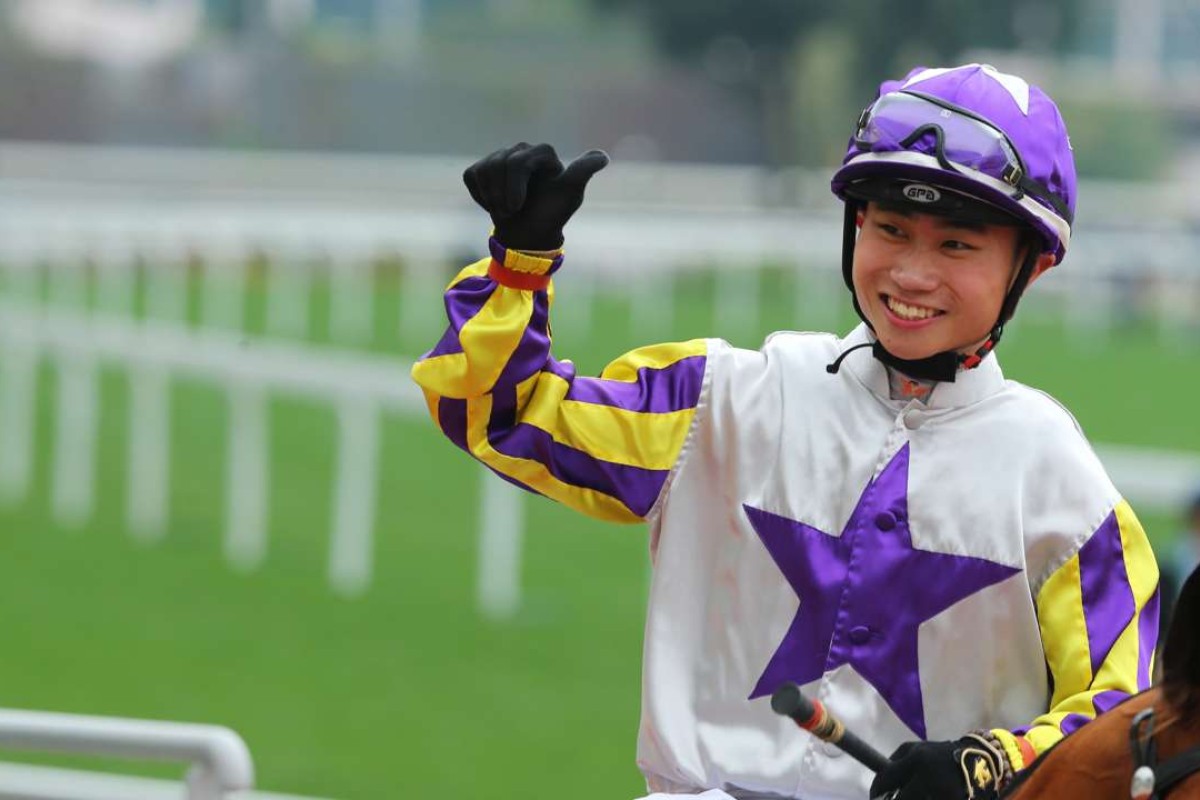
[463,143,609,251]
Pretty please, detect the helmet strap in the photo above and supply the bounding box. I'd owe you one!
[841,201,863,314]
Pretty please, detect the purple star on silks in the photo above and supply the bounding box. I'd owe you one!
[744,444,1020,739]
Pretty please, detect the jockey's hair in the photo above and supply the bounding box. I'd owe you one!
[1162,565,1200,720]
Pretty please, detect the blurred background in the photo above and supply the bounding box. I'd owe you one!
[1,0,1199,798]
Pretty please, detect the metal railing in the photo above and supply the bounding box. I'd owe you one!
[0,708,276,800]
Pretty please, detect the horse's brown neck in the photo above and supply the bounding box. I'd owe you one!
[1168,686,1200,727]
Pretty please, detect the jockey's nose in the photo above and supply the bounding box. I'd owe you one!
[890,250,940,294]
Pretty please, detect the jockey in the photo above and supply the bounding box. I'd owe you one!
[412,63,1160,800]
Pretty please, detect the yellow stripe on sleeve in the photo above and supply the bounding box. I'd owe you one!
[1036,552,1092,707]
[514,371,698,472]
[1022,552,1090,755]
[1117,500,1159,675]
[555,401,696,470]
[599,340,707,381]
[421,387,440,427]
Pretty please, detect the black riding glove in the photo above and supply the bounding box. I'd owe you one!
[462,142,609,251]
[869,734,1009,800]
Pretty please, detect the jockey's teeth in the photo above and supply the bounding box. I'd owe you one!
[887,297,939,321]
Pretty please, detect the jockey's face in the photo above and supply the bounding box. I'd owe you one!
[852,202,1053,364]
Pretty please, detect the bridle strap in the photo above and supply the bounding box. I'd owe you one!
[1154,747,1200,796]
[1129,708,1200,799]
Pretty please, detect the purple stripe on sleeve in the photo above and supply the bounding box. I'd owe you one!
[1078,512,1137,677]
[424,276,497,360]
[544,357,576,383]
[488,422,666,518]
[425,326,465,360]
[1060,690,1129,736]
[438,397,469,453]
[1137,587,1161,690]
[1059,714,1089,735]
[488,386,521,432]
[447,276,497,325]
[1092,689,1129,717]
[488,237,506,262]
[440,387,547,501]
[493,290,551,390]
[565,354,707,414]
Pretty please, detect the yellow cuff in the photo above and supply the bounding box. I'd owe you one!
[514,247,562,259]
[503,248,559,274]
[487,233,562,275]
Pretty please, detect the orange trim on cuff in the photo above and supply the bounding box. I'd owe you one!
[1017,736,1037,767]
[488,258,552,291]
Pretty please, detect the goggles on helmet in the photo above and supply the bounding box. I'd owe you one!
[851,90,1072,224]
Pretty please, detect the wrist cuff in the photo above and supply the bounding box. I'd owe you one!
[990,729,1035,771]
[487,237,562,288]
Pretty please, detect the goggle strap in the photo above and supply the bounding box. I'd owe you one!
[899,123,944,151]
[896,124,962,174]
[1019,174,1073,223]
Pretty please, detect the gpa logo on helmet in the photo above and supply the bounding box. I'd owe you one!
[902,184,942,203]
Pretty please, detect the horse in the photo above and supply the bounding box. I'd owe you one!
[1000,564,1200,799]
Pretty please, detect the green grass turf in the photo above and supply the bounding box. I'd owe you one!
[0,368,648,798]
[0,259,1196,797]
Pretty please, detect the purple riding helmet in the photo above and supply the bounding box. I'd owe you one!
[829,63,1077,381]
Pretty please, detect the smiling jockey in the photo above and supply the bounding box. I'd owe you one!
[412,63,1160,800]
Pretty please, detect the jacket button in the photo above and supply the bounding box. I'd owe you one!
[874,511,897,531]
[849,626,872,645]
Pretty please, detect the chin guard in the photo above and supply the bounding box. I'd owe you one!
[871,341,962,383]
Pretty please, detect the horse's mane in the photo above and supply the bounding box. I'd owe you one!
[1162,564,1200,720]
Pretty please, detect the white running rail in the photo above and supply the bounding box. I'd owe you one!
[0,301,423,598]
[2,301,1198,620]
[0,708,254,800]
